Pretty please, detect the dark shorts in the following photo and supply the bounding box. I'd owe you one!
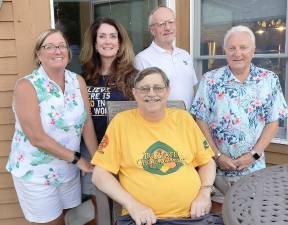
[116,214,224,225]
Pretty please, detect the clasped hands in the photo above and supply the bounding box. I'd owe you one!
[216,152,254,171]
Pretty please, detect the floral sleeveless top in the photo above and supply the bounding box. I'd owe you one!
[6,66,87,185]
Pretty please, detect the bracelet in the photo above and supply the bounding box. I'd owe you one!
[213,152,222,161]
[200,185,214,191]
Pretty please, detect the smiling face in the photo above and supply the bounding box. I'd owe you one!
[133,73,170,121]
[37,32,69,71]
[150,7,176,49]
[225,31,255,76]
[95,23,120,60]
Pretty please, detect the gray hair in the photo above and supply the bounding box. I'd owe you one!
[148,5,175,27]
[133,67,170,88]
[223,25,255,49]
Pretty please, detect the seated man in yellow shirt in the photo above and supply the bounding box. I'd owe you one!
[91,67,224,225]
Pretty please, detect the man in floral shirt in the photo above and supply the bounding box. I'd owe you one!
[191,25,288,182]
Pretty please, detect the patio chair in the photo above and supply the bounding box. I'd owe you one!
[91,100,229,225]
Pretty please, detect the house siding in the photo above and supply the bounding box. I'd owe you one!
[0,0,50,224]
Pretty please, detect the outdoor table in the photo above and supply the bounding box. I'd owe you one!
[222,164,288,225]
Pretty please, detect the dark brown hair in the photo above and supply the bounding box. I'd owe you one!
[79,18,137,99]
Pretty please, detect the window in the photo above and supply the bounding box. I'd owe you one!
[193,0,288,142]
[52,0,167,73]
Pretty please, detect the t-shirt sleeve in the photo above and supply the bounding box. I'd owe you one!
[265,74,288,123]
[91,116,121,174]
[186,113,214,167]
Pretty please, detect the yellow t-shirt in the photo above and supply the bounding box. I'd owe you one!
[91,108,214,218]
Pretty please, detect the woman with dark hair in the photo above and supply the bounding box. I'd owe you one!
[79,18,137,201]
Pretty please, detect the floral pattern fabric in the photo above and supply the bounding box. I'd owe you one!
[6,66,86,185]
[191,64,288,176]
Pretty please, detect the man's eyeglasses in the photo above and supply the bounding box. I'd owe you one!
[41,44,68,53]
[151,19,175,29]
[135,86,166,95]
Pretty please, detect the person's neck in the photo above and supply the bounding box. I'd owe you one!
[42,65,65,80]
[154,40,174,53]
[101,57,114,76]
[138,109,166,122]
[231,67,250,82]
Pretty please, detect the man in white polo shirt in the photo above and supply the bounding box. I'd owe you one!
[135,6,198,108]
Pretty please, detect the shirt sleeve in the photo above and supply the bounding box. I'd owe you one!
[134,54,145,71]
[265,73,288,123]
[91,116,121,174]
[190,75,210,122]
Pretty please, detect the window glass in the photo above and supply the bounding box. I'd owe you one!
[201,0,287,55]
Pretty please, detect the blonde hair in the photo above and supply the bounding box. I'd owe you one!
[79,18,137,99]
[33,29,72,66]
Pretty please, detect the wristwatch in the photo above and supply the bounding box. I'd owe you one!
[250,150,261,160]
[71,151,81,164]
[213,152,222,161]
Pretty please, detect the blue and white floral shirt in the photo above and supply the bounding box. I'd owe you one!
[191,64,288,176]
[6,66,87,185]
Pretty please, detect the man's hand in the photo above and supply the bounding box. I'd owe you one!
[234,153,254,171]
[126,200,157,225]
[216,153,237,171]
[190,188,211,218]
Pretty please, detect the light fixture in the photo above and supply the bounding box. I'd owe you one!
[255,18,286,34]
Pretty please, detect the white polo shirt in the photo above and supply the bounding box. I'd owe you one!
[135,41,198,109]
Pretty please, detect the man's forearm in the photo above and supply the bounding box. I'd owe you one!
[253,120,278,154]
[92,166,138,209]
[197,159,216,187]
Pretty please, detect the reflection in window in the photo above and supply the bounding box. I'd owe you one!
[201,0,287,55]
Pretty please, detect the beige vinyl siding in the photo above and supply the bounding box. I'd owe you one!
[0,0,51,224]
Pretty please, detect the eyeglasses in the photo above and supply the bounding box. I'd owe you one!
[41,44,68,53]
[151,19,175,28]
[135,85,166,95]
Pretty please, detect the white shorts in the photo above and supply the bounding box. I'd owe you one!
[12,175,81,223]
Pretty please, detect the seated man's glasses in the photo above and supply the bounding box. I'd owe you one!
[135,85,167,95]
[151,19,175,29]
[41,44,68,53]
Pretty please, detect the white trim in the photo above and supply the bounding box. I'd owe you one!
[0,0,3,9]
[271,138,288,145]
[190,0,195,56]
[166,0,176,12]
[50,0,55,28]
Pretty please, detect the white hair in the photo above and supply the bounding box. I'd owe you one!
[223,25,255,49]
[148,6,175,27]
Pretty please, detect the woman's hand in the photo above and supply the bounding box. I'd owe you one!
[77,158,94,173]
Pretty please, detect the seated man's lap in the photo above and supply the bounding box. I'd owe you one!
[116,214,224,225]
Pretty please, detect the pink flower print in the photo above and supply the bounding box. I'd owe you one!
[233,143,238,148]
[50,118,56,125]
[259,116,265,123]
[208,79,216,85]
[224,113,231,122]
[71,93,76,99]
[260,71,268,78]
[216,139,224,145]
[234,116,240,125]
[45,83,53,93]
[247,105,254,113]
[280,108,288,116]
[210,122,216,129]
[253,99,262,107]
[216,91,225,100]
[16,153,24,161]
[43,180,50,185]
